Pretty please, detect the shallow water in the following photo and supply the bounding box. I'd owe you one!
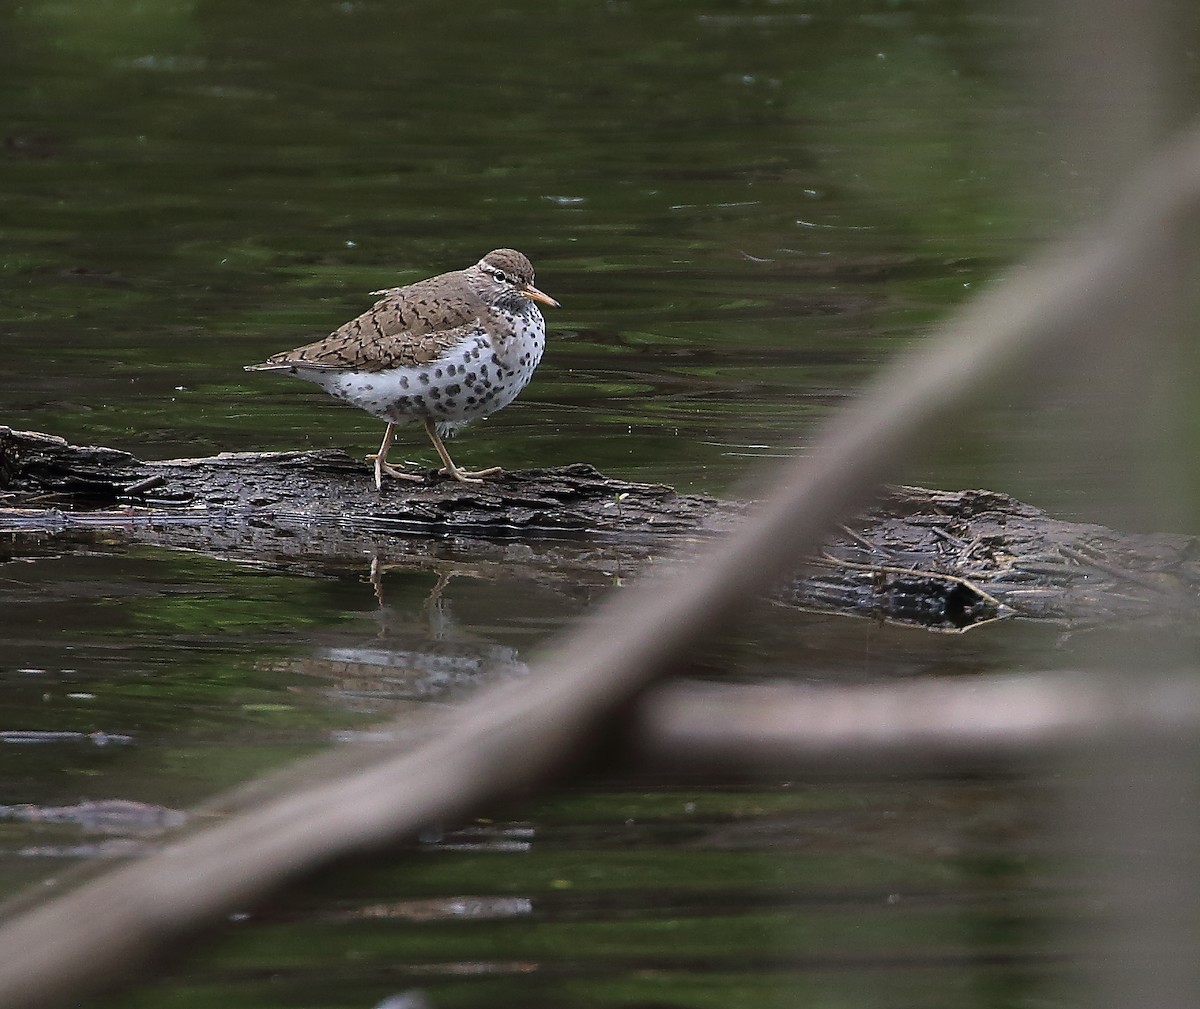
[0,1,1185,1006]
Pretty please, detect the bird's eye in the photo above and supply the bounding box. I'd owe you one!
[493,269,509,283]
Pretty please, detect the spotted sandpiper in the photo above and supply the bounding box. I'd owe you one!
[245,249,559,489]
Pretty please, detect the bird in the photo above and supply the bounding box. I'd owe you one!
[244,249,559,489]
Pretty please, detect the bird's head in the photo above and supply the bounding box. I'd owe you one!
[477,249,559,308]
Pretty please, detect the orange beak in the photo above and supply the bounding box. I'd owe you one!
[521,283,560,308]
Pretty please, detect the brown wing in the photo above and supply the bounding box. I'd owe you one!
[246,271,484,373]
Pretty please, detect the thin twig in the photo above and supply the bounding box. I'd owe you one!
[1058,544,1178,595]
[813,553,1007,611]
[837,523,878,551]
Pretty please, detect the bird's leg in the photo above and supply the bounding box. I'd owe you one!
[366,422,424,489]
[423,419,502,484]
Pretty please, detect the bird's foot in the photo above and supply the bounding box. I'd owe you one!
[438,464,503,484]
[367,454,426,489]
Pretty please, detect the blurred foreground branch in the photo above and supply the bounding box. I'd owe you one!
[4,113,1200,1009]
[635,674,1200,768]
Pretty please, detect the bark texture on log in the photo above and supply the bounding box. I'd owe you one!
[807,486,1200,629]
[0,426,728,537]
[3,426,1199,632]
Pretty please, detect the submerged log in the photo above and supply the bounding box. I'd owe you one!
[2,426,1199,632]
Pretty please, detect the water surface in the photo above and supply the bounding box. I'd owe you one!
[0,2,1154,1006]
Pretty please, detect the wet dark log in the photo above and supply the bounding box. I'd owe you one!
[3,426,1199,631]
[807,487,1200,631]
[0,426,727,537]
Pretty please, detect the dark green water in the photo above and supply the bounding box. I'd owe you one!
[3,0,1062,495]
[0,1,1166,1006]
